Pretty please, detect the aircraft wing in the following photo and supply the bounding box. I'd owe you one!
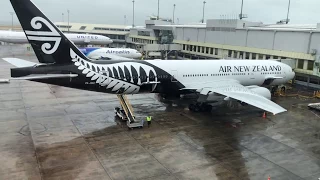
[182,80,287,115]
[3,58,39,67]
[91,54,134,61]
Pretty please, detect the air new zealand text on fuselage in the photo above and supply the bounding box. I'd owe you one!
[219,65,282,73]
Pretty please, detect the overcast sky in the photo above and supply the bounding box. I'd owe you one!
[0,0,319,26]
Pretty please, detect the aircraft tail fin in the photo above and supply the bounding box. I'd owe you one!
[10,0,89,64]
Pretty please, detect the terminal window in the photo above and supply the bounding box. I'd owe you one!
[295,75,308,82]
[215,48,218,55]
[307,61,314,70]
[297,60,304,69]
[245,52,250,59]
[79,26,86,30]
[233,51,238,58]
[210,48,213,54]
[310,78,319,85]
[252,53,257,59]
[239,52,244,59]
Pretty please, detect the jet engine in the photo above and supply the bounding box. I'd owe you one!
[247,86,271,100]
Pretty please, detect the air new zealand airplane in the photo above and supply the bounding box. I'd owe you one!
[4,0,295,115]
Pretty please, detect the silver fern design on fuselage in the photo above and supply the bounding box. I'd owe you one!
[25,16,61,55]
[70,49,158,94]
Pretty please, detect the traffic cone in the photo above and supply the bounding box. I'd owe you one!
[268,176,271,180]
[263,112,267,119]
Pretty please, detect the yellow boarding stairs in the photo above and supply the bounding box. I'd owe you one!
[115,95,144,129]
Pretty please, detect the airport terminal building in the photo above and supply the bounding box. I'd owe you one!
[172,20,320,89]
[125,19,320,89]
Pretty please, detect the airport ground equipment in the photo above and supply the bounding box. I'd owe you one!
[115,95,144,129]
[308,103,320,111]
[314,91,320,99]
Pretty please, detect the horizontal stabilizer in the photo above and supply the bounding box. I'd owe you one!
[3,58,39,67]
[10,74,78,80]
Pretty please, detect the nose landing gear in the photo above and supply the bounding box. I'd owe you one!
[189,103,212,112]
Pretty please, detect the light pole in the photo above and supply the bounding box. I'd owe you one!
[157,0,160,20]
[62,13,64,22]
[173,4,176,23]
[132,0,135,27]
[67,9,70,32]
[286,0,291,24]
[202,1,206,23]
[9,12,15,30]
[240,0,244,19]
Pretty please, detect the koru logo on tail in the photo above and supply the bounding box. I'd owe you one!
[24,17,61,55]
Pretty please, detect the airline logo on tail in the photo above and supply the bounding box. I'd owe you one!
[24,17,61,55]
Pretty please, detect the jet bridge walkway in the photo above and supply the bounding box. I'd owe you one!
[115,95,144,129]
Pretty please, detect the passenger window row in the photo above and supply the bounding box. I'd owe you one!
[183,74,209,77]
[183,73,249,77]
[261,72,282,75]
[108,75,169,79]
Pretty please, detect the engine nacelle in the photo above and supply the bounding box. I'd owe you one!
[247,86,271,100]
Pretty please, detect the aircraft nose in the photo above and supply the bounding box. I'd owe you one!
[102,37,113,44]
[136,53,142,59]
[290,71,295,80]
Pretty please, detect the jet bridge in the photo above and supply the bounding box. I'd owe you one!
[115,95,144,129]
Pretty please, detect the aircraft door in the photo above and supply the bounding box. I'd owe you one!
[249,71,260,85]
[171,70,178,82]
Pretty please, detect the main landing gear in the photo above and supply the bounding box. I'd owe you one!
[188,103,212,112]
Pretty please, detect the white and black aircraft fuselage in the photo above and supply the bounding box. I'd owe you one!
[0,30,113,45]
[4,0,295,115]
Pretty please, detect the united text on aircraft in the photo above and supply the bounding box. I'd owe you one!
[0,30,113,45]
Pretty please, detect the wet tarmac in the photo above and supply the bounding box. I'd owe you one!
[1,45,320,180]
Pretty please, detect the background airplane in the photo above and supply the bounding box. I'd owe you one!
[80,47,142,60]
[0,30,113,45]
